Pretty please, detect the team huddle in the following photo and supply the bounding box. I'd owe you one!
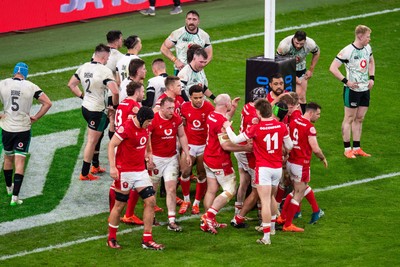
[0,9,375,251]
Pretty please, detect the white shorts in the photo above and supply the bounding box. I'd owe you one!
[286,161,310,183]
[188,144,205,157]
[235,151,256,186]
[116,170,153,191]
[204,163,236,193]
[150,154,179,183]
[255,166,282,186]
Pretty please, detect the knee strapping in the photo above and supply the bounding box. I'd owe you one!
[115,191,129,202]
[220,190,234,202]
[139,186,155,199]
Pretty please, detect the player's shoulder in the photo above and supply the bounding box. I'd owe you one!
[170,27,186,37]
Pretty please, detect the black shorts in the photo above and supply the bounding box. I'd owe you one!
[296,69,306,78]
[107,96,113,107]
[2,129,31,156]
[343,87,370,108]
[82,107,108,132]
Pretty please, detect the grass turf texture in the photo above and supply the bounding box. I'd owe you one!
[1,0,400,265]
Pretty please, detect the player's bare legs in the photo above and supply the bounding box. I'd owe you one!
[83,128,103,163]
[342,107,357,143]
[142,193,156,233]
[235,168,251,214]
[165,180,177,212]
[352,106,368,142]
[203,177,219,211]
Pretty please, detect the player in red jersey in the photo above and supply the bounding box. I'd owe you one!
[178,85,215,215]
[224,99,293,245]
[200,94,252,234]
[148,97,191,232]
[281,102,328,232]
[107,107,164,250]
[276,93,322,222]
[112,81,146,225]
[153,76,185,114]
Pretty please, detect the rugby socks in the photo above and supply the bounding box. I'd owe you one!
[92,152,100,168]
[12,173,24,196]
[275,184,285,204]
[108,224,118,240]
[193,199,200,207]
[344,141,351,150]
[81,161,91,176]
[262,223,271,241]
[284,199,300,227]
[125,190,139,217]
[3,169,13,187]
[206,207,218,221]
[353,141,360,150]
[280,192,293,219]
[194,179,207,202]
[234,214,245,224]
[168,212,176,224]
[304,186,319,213]
[271,215,277,233]
[143,232,153,243]
[179,176,191,202]
[234,201,243,215]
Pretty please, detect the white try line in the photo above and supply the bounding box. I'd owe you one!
[28,8,400,78]
[0,171,399,261]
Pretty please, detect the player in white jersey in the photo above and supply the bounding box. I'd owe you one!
[329,25,375,158]
[116,35,142,86]
[161,10,212,75]
[68,44,119,181]
[178,47,215,101]
[277,31,320,113]
[101,30,124,140]
[119,58,147,103]
[142,58,168,108]
[0,62,52,206]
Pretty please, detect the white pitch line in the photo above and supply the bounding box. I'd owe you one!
[1,171,399,261]
[28,8,400,78]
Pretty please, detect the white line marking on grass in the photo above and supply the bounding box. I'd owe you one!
[0,172,399,261]
[28,8,400,79]
[313,172,400,193]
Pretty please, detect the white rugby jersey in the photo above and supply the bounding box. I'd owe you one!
[168,26,211,66]
[119,77,131,103]
[75,62,114,112]
[178,64,208,98]
[0,78,42,132]
[335,44,372,92]
[146,74,167,107]
[106,48,124,75]
[277,35,319,71]
[116,54,140,84]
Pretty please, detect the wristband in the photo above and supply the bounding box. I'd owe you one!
[369,75,375,81]
[79,94,84,99]
[113,104,119,109]
[210,94,216,100]
[171,56,177,63]
[341,78,348,84]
